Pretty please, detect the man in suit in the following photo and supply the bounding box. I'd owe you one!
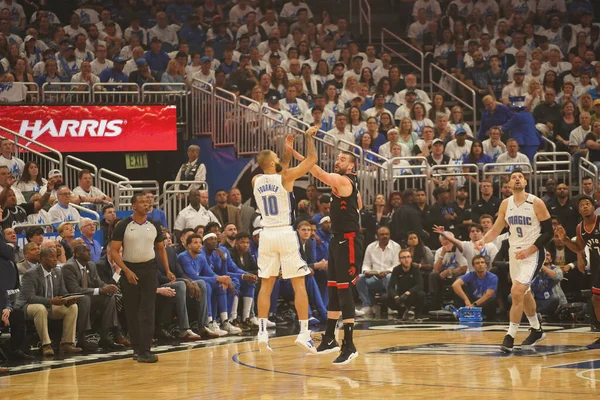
[95,242,130,346]
[15,248,81,357]
[210,189,242,229]
[17,242,40,277]
[228,188,256,234]
[391,189,429,247]
[62,244,123,350]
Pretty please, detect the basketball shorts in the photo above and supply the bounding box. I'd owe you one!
[592,264,600,296]
[257,226,309,280]
[327,232,364,289]
[509,246,545,286]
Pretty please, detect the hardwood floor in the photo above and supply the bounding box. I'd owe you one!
[2,323,599,399]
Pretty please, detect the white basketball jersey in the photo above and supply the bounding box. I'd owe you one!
[253,174,295,227]
[504,193,540,248]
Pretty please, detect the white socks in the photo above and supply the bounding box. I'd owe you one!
[230,296,239,320]
[507,322,520,338]
[220,312,228,323]
[259,318,269,333]
[527,314,541,330]
[299,319,309,333]
[242,297,253,321]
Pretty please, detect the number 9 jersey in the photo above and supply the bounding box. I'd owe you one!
[504,193,541,249]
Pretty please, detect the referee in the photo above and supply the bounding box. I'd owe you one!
[110,192,175,363]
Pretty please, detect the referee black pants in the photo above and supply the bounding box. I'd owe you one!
[121,260,158,354]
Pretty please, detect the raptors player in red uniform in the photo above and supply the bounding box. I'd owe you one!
[291,148,363,365]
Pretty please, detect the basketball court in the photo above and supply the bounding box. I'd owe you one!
[2,321,599,399]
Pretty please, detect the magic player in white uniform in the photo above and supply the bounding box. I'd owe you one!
[475,169,553,353]
[252,127,318,353]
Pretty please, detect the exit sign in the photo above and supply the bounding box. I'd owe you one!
[125,153,148,169]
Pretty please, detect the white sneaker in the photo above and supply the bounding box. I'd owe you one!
[359,306,371,316]
[295,331,317,354]
[354,308,365,317]
[257,330,272,353]
[249,317,260,327]
[221,320,242,335]
[208,321,228,337]
[266,319,276,328]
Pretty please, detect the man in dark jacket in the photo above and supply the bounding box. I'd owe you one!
[384,248,425,319]
[390,189,429,247]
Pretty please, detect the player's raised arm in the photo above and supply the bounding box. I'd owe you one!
[557,224,586,253]
[281,127,318,185]
[290,148,353,191]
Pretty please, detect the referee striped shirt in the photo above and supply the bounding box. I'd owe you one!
[112,217,165,263]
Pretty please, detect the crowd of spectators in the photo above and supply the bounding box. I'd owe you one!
[2,0,600,370]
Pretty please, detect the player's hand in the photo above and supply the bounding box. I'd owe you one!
[216,275,231,286]
[515,246,536,260]
[157,287,176,297]
[1,309,10,326]
[465,300,473,308]
[100,285,118,295]
[305,126,319,137]
[432,225,445,235]
[215,248,227,261]
[285,134,295,152]
[554,225,567,242]
[49,296,67,306]
[124,269,139,285]
[473,239,484,252]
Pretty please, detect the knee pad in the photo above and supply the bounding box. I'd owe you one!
[337,288,354,319]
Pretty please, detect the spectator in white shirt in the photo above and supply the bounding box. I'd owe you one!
[90,44,113,76]
[501,69,527,104]
[124,16,147,47]
[228,0,255,30]
[72,169,112,205]
[86,25,107,54]
[0,0,26,30]
[0,138,25,180]
[96,9,123,38]
[408,8,430,50]
[356,225,401,315]
[280,0,314,22]
[70,60,100,88]
[148,12,179,50]
[64,13,87,38]
[174,189,219,238]
[495,138,532,172]
[395,74,431,105]
[482,126,507,161]
[74,33,94,62]
[48,186,81,226]
[412,0,442,21]
[279,83,309,120]
[324,113,355,152]
[569,111,592,161]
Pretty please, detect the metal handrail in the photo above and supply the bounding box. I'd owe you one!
[115,180,160,210]
[359,0,372,44]
[0,124,63,172]
[98,168,129,208]
[140,82,188,94]
[429,63,477,132]
[533,151,572,196]
[70,203,101,223]
[381,28,425,90]
[64,155,98,191]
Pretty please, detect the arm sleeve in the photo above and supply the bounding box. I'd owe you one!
[533,218,553,250]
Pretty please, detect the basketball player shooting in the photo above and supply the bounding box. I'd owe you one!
[252,127,318,354]
[474,169,553,353]
[290,148,363,365]
[555,195,600,350]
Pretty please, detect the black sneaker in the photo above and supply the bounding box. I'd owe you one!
[316,334,340,355]
[333,340,358,365]
[268,314,288,326]
[586,337,600,350]
[500,334,514,353]
[137,351,158,363]
[521,328,546,347]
